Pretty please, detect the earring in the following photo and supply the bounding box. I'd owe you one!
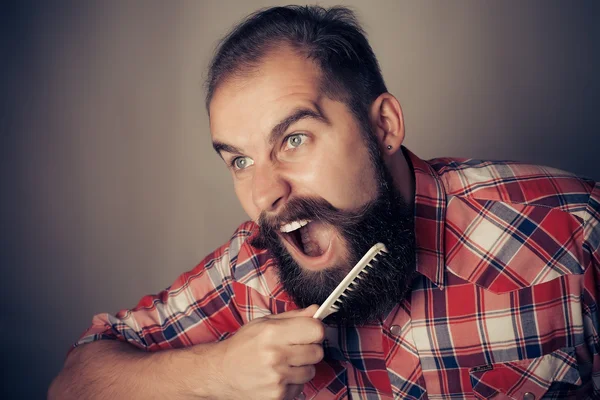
[387,145,392,150]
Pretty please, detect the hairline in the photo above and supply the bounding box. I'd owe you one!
[206,42,383,168]
[206,41,356,114]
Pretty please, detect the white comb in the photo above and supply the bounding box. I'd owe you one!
[312,243,388,320]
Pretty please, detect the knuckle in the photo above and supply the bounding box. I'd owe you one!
[271,387,286,400]
[261,324,283,345]
[311,320,325,342]
[265,369,284,388]
[306,365,316,380]
[263,349,282,367]
[268,374,287,393]
[313,344,324,361]
[262,323,278,339]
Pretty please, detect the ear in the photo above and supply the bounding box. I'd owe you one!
[369,93,405,155]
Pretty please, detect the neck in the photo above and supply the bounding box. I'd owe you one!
[389,147,416,209]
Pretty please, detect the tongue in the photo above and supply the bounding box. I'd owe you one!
[299,221,334,257]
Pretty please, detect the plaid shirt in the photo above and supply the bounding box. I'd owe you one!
[77,149,600,399]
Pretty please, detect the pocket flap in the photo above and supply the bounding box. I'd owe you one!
[469,347,582,399]
[445,197,585,294]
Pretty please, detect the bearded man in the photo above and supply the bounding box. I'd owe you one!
[50,5,600,400]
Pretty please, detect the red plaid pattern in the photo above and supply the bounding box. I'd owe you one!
[76,149,600,399]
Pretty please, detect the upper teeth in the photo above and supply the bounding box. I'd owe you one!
[280,219,310,233]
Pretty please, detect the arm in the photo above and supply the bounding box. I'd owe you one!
[49,223,324,399]
[48,306,324,400]
[48,339,220,400]
[582,182,600,397]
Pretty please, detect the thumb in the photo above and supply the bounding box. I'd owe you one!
[300,304,320,317]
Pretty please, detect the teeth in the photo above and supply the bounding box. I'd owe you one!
[279,219,310,233]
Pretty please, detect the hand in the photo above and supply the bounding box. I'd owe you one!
[215,305,325,400]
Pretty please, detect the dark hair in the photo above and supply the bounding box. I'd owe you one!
[205,5,388,128]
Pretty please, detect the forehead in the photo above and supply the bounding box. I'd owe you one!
[209,47,325,140]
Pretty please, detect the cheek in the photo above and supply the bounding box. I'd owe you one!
[335,162,379,207]
[300,140,379,209]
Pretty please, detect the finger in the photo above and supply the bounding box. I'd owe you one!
[267,305,319,320]
[284,384,304,400]
[285,365,316,385]
[286,344,324,366]
[300,304,319,316]
[274,317,325,345]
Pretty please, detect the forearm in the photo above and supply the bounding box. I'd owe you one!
[48,339,221,400]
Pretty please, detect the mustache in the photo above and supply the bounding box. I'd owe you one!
[258,197,369,230]
[251,196,371,249]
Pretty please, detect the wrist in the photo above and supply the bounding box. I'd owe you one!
[181,341,225,399]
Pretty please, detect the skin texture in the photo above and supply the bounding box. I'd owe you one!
[216,306,325,400]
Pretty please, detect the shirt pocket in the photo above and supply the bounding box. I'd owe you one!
[445,197,585,294]
[469,346,582,399]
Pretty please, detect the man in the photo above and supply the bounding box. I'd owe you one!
[49,5,599,399]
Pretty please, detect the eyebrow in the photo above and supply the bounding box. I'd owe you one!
[212,141,241,156]
[268,106,328,146]
[212,105,329,157]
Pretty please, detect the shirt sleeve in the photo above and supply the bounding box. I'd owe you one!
[582,181,600,394]
[73,237,245,352]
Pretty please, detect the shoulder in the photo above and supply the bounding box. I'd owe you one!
[429,157,596,219]
[168,220,281,299]
[429,157,597,293]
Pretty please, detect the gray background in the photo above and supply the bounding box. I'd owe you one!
[1,1,598,398]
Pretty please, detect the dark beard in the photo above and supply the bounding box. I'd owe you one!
[250,152,417,325]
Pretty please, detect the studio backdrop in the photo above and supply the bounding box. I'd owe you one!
[1,1,598,398]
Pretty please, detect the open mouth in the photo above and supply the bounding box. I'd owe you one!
[279,219,335,262]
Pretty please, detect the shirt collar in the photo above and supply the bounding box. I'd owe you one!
[405,147,447,289]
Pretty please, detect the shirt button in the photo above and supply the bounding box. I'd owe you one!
[295,392,306,400]
[390,325,402,336]
[522,393,535,400]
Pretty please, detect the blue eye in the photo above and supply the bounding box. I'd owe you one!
[285,134,307,149]
[232,156,254,170]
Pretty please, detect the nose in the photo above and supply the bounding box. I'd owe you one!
[251,162,290,213]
